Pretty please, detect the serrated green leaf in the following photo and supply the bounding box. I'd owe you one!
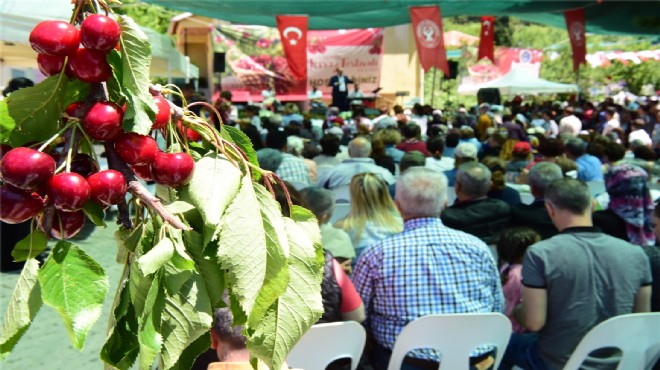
[290,206,324,268]
[185,230,225,307]
[138,272,164,370]
[0,100,16,143]
[138,237,174,276]
[0,259,42,359]
[115,222,146,253]
[217,177,289,331]
[221,125,261,180]
[164,201,196,215]
[246,214,324,370]
[38,241,109,350]
[170,230,195,271]
[11,229,48,262]
[118,15,157,135]
[106,49,125,104]
[129,260,154,318]
[160,271,213,370]
[1,75,88,147]
[183,154,242,245]
[101,279,139,370]
[163,262,193,296]
[168,331,211,370]
[83,201,106,227]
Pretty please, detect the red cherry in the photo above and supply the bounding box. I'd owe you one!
[39,210,85,240]
[65,101,86,118]
[0,185,45,224]
[152,96,171,129]
[48,173,91,212]
[87,170,127,206]
[70,153,100,178]
[37,53,65,76]
[68,48,111,83]
[80,15,121,52]
[152,152,195,187]
[114,133,158,165]
[176,121,202,142]
[0,147,55,190]
[29,21,80,56]
[131,164,154,181]
[82,102,124,141]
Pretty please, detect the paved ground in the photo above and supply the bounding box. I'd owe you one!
[0,219,126,369]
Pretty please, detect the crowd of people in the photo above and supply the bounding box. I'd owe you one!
[215,92,660,370]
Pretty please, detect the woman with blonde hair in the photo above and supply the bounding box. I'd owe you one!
[335,172,403,258]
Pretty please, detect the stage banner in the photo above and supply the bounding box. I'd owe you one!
[409,6,449,75]
[212,25,384,100]
[478,16,495,63]
[457,47,543,95]
[276,15,308,81]
[564,8,587,72]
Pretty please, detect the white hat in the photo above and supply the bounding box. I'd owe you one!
[455,142,478,159]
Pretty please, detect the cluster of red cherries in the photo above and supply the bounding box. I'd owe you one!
[0,15,198,240]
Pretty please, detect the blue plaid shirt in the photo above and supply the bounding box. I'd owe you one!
[352,217,505,361]
[276,153,312,187]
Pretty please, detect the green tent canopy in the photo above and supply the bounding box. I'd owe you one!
[143,0,659,36]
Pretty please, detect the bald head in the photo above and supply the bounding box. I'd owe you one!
[348,137,372,158]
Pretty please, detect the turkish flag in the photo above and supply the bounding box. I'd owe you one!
[564,9,587,72]
[409,6,449,76]
[478,16,495,63]
[276,15,308,81]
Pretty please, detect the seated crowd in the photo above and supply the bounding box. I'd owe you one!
[205,96,660,370]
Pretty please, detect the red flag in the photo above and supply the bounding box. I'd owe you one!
[409,6,449,75]
[478,16,495,63]
[564,9,587,72]
[276,15,308,80]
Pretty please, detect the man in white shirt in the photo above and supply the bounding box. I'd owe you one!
[348,84,365,106]
[328,68,353,112]
[558,107,582,136]
[307,84,325,110]
[602,106,621,136]
[629,118,653,147]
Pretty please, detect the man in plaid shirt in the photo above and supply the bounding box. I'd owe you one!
[353,167,505,370]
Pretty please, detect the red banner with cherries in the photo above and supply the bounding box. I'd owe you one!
[276,15,308,81]
[409,6,449,76]
[564,8,587,72]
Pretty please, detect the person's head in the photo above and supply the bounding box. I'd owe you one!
[481,156,507,193]
[479,103,490,114]
[460,126,475,139]
[211,307,248,362]
[630,118,646,133]
[299,187,335,224]
[373,127,402,146]
[265,128,288,151]
[497,227,540,265]
[528,162,563,199]
[2,77,34,97]
[512,141,532,161]
[426,136,445,159]
[454,142,478,167]
[273,181,305,217]
[371,139,386,157]
[336,68,343,76]
[286,136,304,156]
[401,123,422,140]
[564,138,587,160]
[353,84,360,91]
[605,164,655,245]
[181,83,196,99]
[564,106,575,116]
[399,150,426,173]
[348,137,371,158]
[393,105,404,115]
[537,138,565,161]
[544,178,593,230]
[319,134,341,156]
[445,130,460,149]
[343,172,402,240]
[256,148,283,172]
[395,167,448,220]
[605,106,617,120]
[455,162,492,201]
[220,90,233,101]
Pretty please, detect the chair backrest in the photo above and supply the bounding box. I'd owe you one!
[332,185,352,203]
[330,203,351,225]
[387,313,512,370]
[563,313,660,370]
[287,321,366,370]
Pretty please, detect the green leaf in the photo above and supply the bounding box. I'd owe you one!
[183,154,242,245]
[106,49,125,104]
[138,272,164,370]
[160,271,213,370]
[83,201,106,227]
[185,230,225,307]
[246,213,324,370]
[0,259,42,359]
[221,125,261,180]
[101,279,139,369]
[129,260,154,318]
[138,237,174,276]
[117,15,157,135]
[163,262,193,296]
[1,75,88,147]
[169,229,195,271]
[164,201,196,215]
[115,222,146,253]
[217,177,289,331]
[168,332,211,370]
[11,229,48,262]
[38,241,109,350]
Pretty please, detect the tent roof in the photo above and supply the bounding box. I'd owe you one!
[481,68,579,95]
[0,0,199,78]
[144,0,659,36]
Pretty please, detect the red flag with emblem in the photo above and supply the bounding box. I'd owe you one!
[478,16,495,63]
[276,15,308,80]
[409,6,449,75]
[564,9,587,72]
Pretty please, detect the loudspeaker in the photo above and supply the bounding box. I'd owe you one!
[213,52,226,73]
[447,61,459,80]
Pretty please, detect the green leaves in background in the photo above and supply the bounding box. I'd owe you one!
[0,259,42,359]
[117,15,157,135]
[11,229,48,262]
[38,241,109,350]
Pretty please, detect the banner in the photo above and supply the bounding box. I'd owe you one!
[276,15,308,81]
[478,16,495,63]
[564,8,586,72]
[409,6,449,75]
[212,26,384,101]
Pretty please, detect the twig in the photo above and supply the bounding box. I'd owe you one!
[41,206,55,239]
[116,199,133,229]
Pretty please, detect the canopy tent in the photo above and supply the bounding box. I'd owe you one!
[0,0,199,79]
[473,68,579,95]
[143,0,659,36]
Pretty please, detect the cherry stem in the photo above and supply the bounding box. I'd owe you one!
[65,126,77,173]
[270,173,293,218]
[37,121,75,152]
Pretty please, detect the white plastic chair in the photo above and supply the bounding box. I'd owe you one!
[563,313,660,370]
[387,313,512,370]
[330,203,351,225]
[287,321,366,370]
[331,185,352,203]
